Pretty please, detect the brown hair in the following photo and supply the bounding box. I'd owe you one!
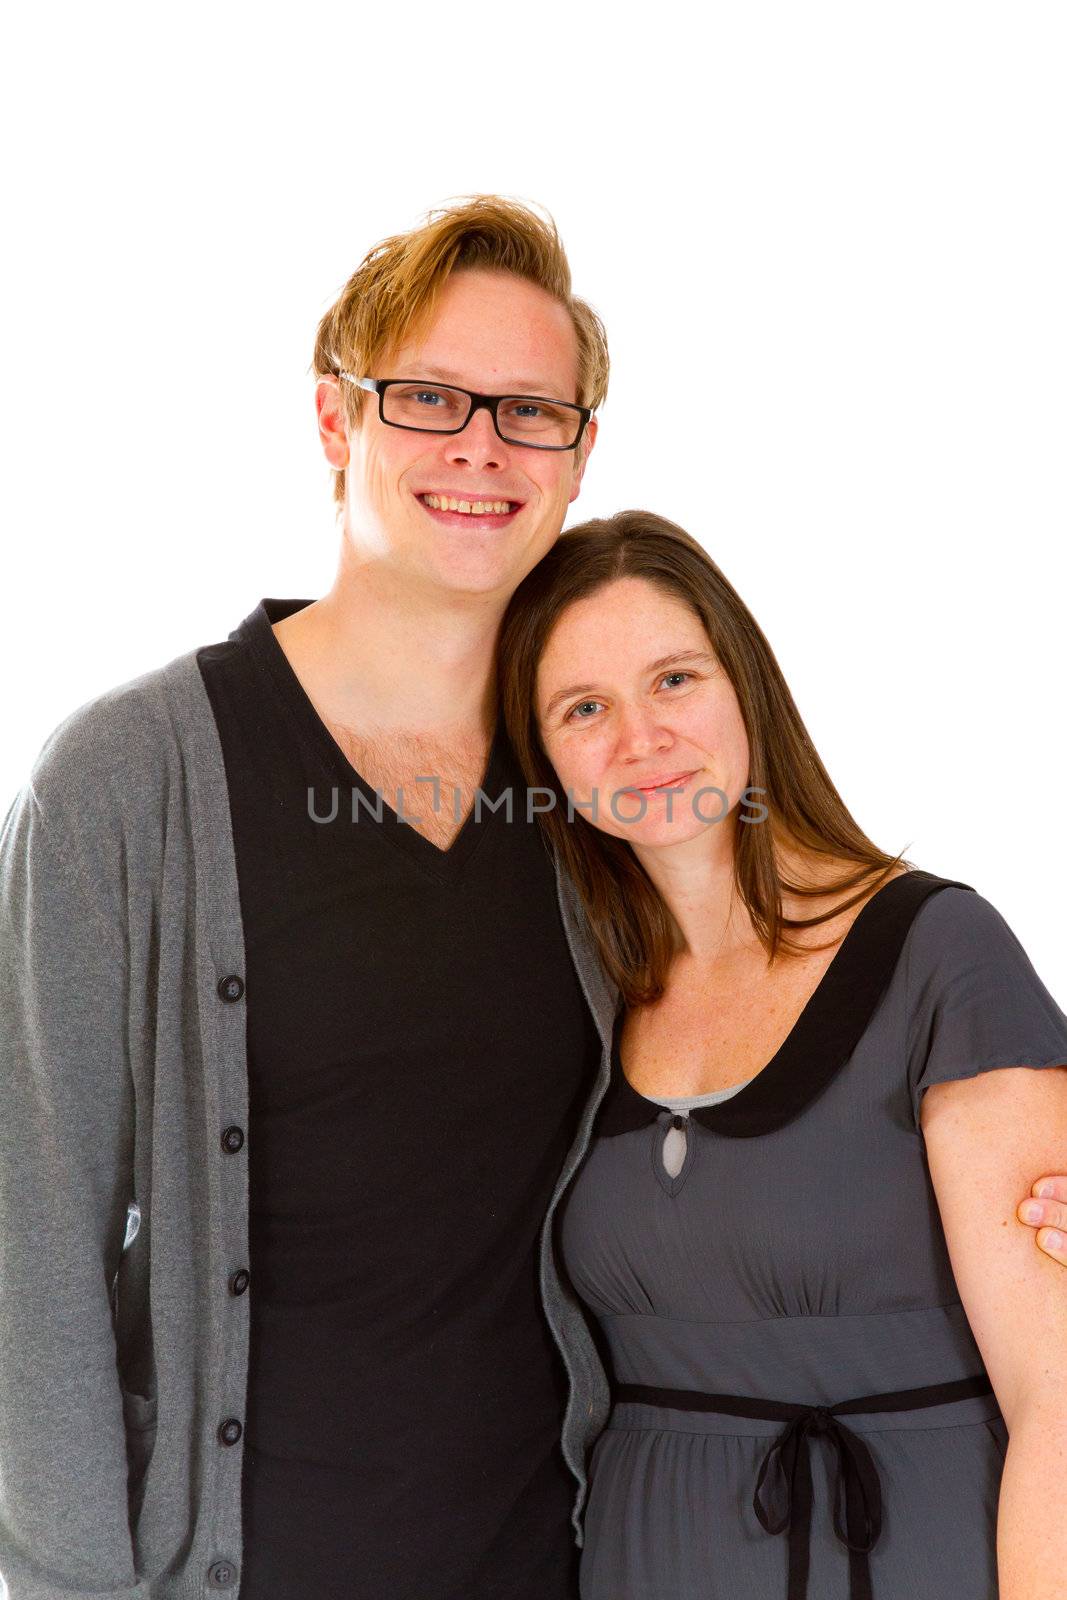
[310,194,610,514]
[498,509,912,1007]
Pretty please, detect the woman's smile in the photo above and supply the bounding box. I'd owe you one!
[625,769,700,794]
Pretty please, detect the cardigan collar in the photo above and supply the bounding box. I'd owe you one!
[596,868,974,1140]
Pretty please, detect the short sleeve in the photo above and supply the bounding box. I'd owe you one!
[905,886,1067,1127]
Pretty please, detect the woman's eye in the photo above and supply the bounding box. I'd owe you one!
[566,700,603,721]
[660,672,692,689]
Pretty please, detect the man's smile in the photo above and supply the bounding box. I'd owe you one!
[415,490,523,528]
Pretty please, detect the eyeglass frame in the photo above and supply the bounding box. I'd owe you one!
[336,372,594,452]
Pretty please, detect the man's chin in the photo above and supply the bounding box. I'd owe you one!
[413,550,535,605]
[421,527,564,600]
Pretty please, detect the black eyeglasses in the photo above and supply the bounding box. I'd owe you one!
[337,373,592,451]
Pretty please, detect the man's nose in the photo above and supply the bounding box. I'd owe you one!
[443,405,506,471]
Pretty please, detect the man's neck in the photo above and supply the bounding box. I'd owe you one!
[271,561,507,746]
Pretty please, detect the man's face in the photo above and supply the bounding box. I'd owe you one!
[320,268,597,604]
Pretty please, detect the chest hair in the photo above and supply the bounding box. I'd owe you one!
[324,719,495,850]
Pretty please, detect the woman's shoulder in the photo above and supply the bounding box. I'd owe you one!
[777,856,911,951]
[901,874,1067,1117]
[904,876,1026,970]
[791,860,994,958]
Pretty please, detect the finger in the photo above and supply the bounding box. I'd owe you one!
[1017,1198,1067,1232]
[1037,1227,1066,1265]
[1030,1175,1067,1202]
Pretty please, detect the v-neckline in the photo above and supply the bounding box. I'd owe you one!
[242,597,510,881]
[596,868,974,1139]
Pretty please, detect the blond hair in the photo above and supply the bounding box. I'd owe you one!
[311,195,610,512]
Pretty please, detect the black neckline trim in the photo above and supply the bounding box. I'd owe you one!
[596,869,974,1140]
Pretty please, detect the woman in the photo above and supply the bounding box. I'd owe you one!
[497,509,1067,1600]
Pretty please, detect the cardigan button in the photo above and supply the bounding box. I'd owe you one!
[229,1269,250,1295]
[206,1559,239,1588]
[217,974,245,1003]
[221,1125,245,1154]
[218,1417,243,1446]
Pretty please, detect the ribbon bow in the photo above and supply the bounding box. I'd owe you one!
[753,1402,882,1600]
[613,1373,993,1600]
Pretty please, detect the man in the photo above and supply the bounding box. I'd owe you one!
[1,194,1064,1600]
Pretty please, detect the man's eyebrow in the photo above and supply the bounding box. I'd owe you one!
[540,650,716,720]
[409,363,568,395]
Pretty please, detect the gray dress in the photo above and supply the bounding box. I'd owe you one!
[555,871,1067,1600]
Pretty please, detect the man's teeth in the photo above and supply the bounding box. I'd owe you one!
[421,494,514,515]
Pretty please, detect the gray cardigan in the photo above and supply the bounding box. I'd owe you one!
[0,647,618,1599]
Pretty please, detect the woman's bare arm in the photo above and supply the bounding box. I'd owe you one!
[922,1065,1067,1599]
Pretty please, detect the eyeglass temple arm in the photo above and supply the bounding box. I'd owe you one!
[336,372,378,395]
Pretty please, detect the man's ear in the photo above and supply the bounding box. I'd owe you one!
[316,376,352,470]
[568,414,598,505]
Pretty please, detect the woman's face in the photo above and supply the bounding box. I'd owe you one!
[535,576,752,850]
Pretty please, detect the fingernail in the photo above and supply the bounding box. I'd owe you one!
[1024,1202,1044,1223]
[1043,1230,1063,1252]
[1036,1181,1054,1198]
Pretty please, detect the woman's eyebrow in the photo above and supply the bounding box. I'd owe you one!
[645,648,716,673]
[540,650,715,720]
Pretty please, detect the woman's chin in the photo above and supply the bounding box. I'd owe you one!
[606,815,714,850]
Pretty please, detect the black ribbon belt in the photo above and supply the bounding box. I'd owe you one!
[612,1375,994,1600]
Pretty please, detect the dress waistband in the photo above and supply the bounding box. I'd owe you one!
[611,1374,994,1600]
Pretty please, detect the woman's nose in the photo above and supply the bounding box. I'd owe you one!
[616,702,673,757]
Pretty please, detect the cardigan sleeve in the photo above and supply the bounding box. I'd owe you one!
[0,776,150,1599]
[905,885,1067,1129]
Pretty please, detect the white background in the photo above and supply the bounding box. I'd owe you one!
[3,1,1064,983]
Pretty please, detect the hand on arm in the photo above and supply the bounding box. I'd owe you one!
[922,1065,1067,1600]
[1016,1174,1067,1265]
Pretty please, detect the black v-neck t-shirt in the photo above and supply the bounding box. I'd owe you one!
[197,598,602,1600]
